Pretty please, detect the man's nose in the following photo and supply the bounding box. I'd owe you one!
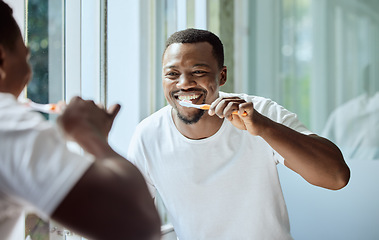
[176,74,196,89]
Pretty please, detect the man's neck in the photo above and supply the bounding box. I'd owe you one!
[171,109,224,140]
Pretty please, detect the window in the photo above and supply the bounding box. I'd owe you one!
[280,0,312,126]
[314,0,379,160]
[23,0,106,239]
[25,0,63,238]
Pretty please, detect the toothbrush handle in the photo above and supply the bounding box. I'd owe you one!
[232,111,248,116]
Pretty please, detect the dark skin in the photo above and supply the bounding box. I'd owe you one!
[163,42,350,190]
[162,42,227,139]
[0,25,161,239]
[53,97,161,240]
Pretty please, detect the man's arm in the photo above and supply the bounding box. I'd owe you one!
[53,97,161,240]
[52,150,161,240]
[209,97,350,190]
[255,117,349,190]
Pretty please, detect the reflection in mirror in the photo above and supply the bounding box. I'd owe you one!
[274,1,379,239]
[316,0,379,161]
[322,91,379,160]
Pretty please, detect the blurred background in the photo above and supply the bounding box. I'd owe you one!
[7,0,379,239]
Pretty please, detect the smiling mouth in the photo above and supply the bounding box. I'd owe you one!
[177,94,201,102]
[173,89,207,106]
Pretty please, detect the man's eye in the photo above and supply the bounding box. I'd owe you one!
[193,70,207,76]
[165,72,179,78]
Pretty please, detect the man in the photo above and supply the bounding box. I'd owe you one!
[322,91,379,160]
[0,1,161,239]
[127,28,350,239]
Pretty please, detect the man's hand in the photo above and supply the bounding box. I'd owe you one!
[58,96,121,157]
[208,97,269,136]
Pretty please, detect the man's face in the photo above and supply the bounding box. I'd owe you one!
[0,30,32,97]
[162,42,226,124]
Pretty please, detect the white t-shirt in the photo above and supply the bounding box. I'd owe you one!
[128,92,312,240]
[0,92,93,240]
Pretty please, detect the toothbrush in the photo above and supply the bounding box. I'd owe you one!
[179,100,247,116]
[22,99,60,114]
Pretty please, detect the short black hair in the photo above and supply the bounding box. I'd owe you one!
[0,0,19,50]
[164,28,224,69]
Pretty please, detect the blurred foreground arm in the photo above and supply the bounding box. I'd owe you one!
[53,97,161,240]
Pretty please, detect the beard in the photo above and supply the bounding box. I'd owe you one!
[177,109,205,124]
[171,88,207,124]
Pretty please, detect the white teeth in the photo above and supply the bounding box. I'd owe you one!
[178,95,200,101]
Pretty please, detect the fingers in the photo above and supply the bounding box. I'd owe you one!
[108,104,121,121]
[238,102,253,117]
[64,96,121,124]
[97,103,105,109]
[209,97,247,118]
[68,97,119,113]
[59,97,122,144]
[52,100,67,114]
[69,96,83,104]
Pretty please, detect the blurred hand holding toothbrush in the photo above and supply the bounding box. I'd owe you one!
[20,98,65,114]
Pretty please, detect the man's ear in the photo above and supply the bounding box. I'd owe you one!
[0,45,6,80]
[0,44,4,66]
[219,66,227,86]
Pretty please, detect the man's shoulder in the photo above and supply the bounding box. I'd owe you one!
[128,105,172,155]
[135,105,172,132]
[0,93,50,131]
